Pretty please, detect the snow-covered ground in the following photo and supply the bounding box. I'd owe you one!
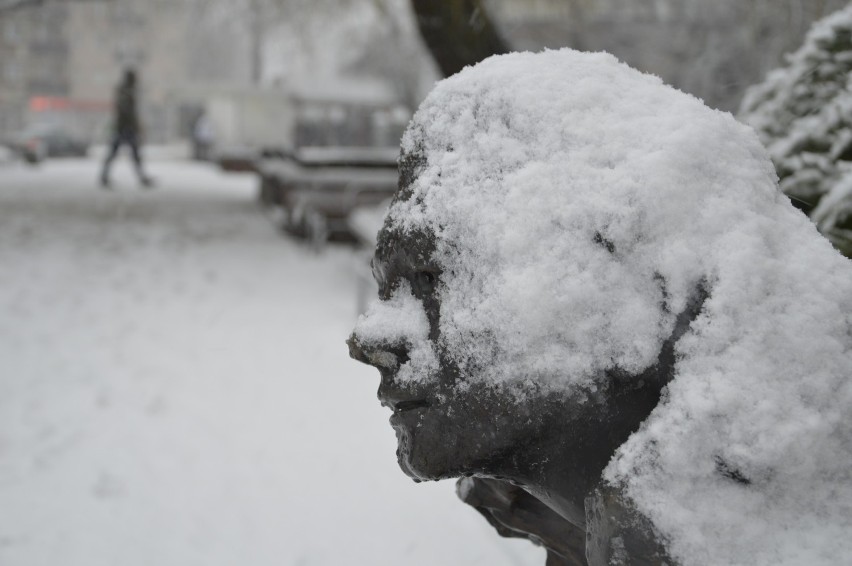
[0,157,543,566]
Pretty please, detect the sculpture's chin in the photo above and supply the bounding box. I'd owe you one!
[394,428,433,482]
[393,424,456,482]
[393,426,418,479]
[396,451,427,482]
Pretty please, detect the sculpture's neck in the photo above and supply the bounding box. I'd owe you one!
[476,442,671,565]
[504,439,597,528]
[490,375,678,528]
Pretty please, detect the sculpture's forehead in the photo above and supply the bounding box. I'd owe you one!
[395,148,426,204]
[375,220,437,264]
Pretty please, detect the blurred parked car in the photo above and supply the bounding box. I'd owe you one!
[5,124,89,163]
[257,146,399,245]
[239,77,408,246]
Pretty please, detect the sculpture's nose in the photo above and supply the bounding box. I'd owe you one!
[347,333,371,365]
[347,333,406,371]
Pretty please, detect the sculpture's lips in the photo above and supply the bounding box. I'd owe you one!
[393,399,430,412]
[380,393,431,413]
[388,399,430,428]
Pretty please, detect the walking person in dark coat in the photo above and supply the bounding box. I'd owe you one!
[100,68,153,188]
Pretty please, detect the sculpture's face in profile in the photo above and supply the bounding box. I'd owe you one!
[346,147,678,493]
[357,223,563,482]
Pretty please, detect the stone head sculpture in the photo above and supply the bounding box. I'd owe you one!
[347,50,852,565]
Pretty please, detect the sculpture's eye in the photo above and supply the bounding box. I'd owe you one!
[372,259,386,287]
[373,260,397,301]
[413,270,436,294]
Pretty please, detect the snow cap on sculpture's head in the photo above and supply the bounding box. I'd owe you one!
[382,48,778,395]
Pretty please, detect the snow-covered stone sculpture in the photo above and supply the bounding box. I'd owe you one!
[347,49,852,566]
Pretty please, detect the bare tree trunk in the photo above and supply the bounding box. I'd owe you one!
[249,0,263,84]
[410,0,509,77]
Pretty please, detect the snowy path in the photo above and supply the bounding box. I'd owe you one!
[0,158,542,566]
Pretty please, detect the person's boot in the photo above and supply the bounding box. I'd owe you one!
[140,175,155,189]
[99,173,111,189]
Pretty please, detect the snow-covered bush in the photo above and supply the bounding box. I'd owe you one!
[357,49,852,564]
[740,4,852,256]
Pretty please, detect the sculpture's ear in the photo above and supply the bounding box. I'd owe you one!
[599,279,709,474]
[654,278,709,389]
[608,278,709,398]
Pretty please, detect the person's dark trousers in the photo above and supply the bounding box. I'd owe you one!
[100,130,152,187]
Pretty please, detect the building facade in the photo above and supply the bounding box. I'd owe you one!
[0,0,252,142]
